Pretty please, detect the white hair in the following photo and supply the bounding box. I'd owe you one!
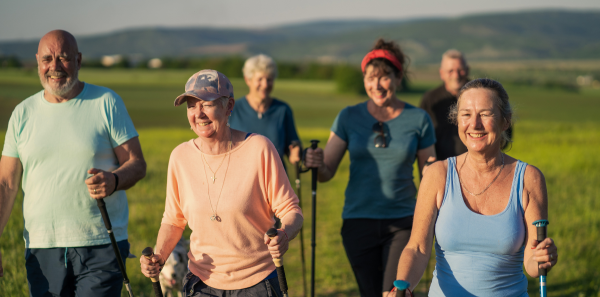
[442,49,467,66]
[215,96,229,108]
[242,54,278,79]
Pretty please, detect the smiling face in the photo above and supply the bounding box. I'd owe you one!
[457,88,509,153]
[187,97,233,139]
[245,71,274,101]
[363,65,402,107]
[36,31,82,99]
[440,57,469,96]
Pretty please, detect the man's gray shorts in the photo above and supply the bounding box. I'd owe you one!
[25,240,129,297]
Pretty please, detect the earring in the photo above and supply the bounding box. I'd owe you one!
[190,127,193,130]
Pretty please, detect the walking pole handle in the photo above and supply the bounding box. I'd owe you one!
[267,228,289,296]
[142,247,164,297]
[309,140,320,187]
[533,220,550,276]
[533,220,549,297]
[309,140,319,150]
[96,198,112,230]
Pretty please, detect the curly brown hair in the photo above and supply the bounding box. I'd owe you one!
[363,38,409,78]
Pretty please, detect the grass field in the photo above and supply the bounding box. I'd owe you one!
[1,68,600,296]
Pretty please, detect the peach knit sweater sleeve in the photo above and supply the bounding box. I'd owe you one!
[161,134,303,290]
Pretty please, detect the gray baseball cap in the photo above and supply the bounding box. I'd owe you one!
[174,69,235,107]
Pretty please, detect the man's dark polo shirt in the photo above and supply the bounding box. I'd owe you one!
[419,84,467,160]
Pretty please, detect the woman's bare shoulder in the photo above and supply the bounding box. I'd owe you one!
[420,159,448,195]
[523,163,547,198]
[425,159,448,183]
[523,163,545,183]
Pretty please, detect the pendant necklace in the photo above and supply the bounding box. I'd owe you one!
[201,140,228,183]
[458,152,505,197]
[200,129,232,222]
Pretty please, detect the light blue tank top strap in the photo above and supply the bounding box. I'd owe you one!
[429,157,529,297]
[442,157,526,214]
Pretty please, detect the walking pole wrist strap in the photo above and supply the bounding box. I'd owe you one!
[391,286,413,297]
[277,229,289,241]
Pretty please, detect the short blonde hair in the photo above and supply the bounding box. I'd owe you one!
[242,54,278,79]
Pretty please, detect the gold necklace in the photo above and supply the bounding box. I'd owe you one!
[458,152,505,196]
[200,129,233,222]
[201,135,230,184]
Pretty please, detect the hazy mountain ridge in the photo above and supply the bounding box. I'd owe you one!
[1,10,599,64]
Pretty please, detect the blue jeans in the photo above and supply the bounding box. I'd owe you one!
[25,240,130,297]
[182,271,283,297]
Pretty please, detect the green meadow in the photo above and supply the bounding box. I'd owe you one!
[1,68,599,296]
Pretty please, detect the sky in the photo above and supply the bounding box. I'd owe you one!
[1,0,599,41]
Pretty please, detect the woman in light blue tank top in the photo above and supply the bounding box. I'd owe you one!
[391,79,558,296]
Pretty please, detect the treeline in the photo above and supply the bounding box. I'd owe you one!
[82,56,343,80]
[0,55,22,68]
[80,56,380,94]
[1,54,374,94]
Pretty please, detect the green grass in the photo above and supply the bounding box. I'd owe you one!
[1,69,600,296]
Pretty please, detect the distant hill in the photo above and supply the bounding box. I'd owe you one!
[1,10,599,64]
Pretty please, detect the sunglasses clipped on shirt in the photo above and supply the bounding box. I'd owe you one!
[372,122,387,148]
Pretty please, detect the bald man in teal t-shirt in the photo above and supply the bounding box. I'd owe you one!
[0,30,146,297]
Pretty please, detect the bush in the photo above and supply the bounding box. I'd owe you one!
[334,64,365,95]
[278,62,301,79]
[0,55,22,68]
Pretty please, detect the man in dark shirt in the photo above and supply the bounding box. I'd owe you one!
[420,50,470,160]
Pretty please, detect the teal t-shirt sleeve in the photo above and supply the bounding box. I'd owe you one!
[330,108,348,142]
[418,112,436,150]
[284,105,300,146]
[104,93,138,148]
[2,107,21,158]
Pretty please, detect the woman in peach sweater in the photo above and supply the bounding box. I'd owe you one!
[140,70,303,296]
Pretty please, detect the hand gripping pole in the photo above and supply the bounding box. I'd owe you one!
[267,228,289,297]
[142,247,164,297]
[533,219,550,297]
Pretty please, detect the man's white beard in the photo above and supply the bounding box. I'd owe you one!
[39,68,80,98]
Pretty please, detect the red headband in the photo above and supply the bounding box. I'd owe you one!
[361,49,403,74]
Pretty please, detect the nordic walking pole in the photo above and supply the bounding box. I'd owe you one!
[142,247,164,297]
[267,228,289,297]
[96,198,134,297]
[308,139,320,297]
[394,280,410,297]
[295,161,308,297]
[533,220,550,297]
